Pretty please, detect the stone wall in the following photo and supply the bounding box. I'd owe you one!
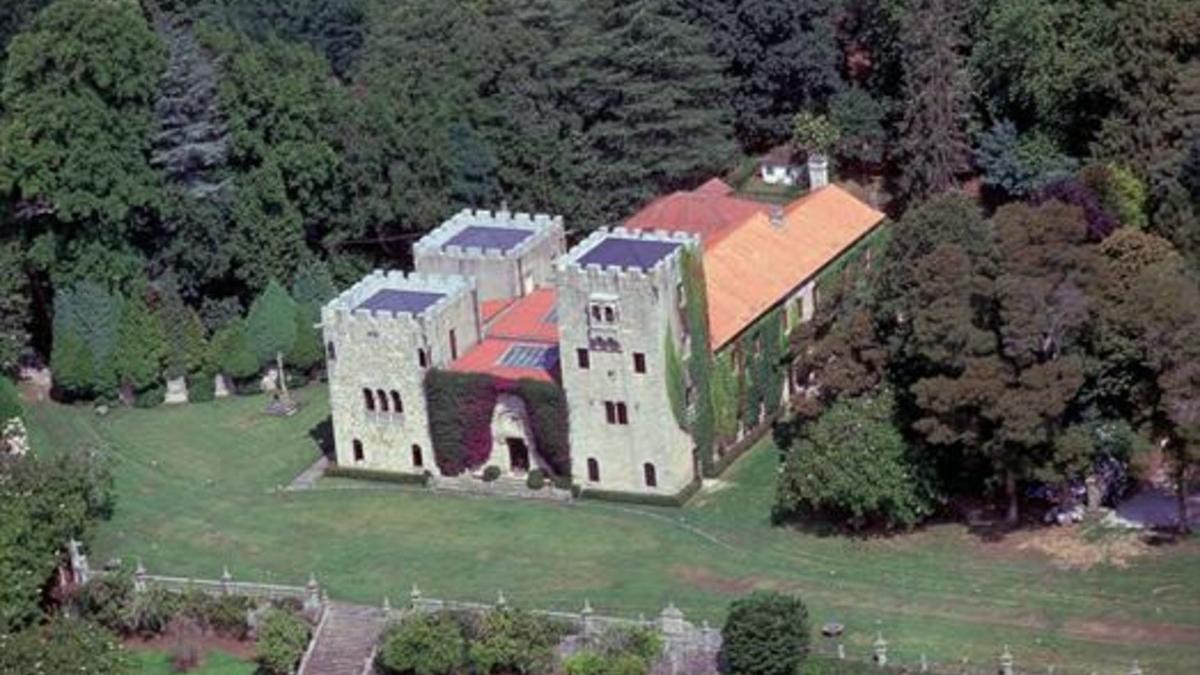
[555,229,699,495]
[322,271,480,472]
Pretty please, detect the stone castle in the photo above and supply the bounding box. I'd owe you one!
[322,167,885,498]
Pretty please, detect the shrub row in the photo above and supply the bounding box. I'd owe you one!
[579,478,702,508]
[377,608,572,675]
[324,465,429,486]
[73,574,256,639]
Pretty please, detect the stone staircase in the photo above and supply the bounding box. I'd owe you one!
[299,602,388,675]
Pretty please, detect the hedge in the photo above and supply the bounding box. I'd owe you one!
[425,370,571,477]
[580,478,702,508]
[324,466,429,486]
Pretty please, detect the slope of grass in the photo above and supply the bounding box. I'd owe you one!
[24,386,1200,673]
[131,649,254,675]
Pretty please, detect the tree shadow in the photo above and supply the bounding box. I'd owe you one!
[307,415,335,461]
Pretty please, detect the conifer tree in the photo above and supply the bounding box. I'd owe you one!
[245,280,299,398]
[0,242,30,371]
[896,0,971,202]
[112,292,166,395]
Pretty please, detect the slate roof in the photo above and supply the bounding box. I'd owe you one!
[444,225,534,252]
[575,237,681,271]
[355,289,444,314]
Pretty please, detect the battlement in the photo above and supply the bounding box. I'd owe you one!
[413,207,565,262]
[324,270,475,326]
[556,227,698,287]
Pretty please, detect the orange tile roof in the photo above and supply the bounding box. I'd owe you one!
[480,297,516,323]
[486,287,558,343]
[450,288,561,382]
[449,338,559,383]
[625,186,771,247]
[703,185,885,350]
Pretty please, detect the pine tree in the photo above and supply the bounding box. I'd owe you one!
[0,242,30,371]
[51,282,122,398]
[50,328,96,399]
[157,278,206,379]
[896,0,972,202]
[287,305,324,372]
[563,0,736,223]
[112,292,166,395]
[245,280,299,399]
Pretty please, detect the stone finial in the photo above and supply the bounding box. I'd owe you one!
[220,566,233,594]
[836,643,845,660]
[133,558,148,593]
[495,590,507,609]
[873,633,888,667]
[999,644,1014,675]
[581,599,593,616]
[920,653,928,672]
[410,583,423,606]
[304,573,321,613]
[382,596,392,615]
[659,601,686,635]
[1129,662,1142,675]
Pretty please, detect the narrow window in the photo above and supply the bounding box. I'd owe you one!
[643,463,657,488]
[327,341,336,360]
[577,348,590,369]
[604,306,615,322]
[591,305,602,321]
[616,402,628,425]
[418,348,428,368]
[449,329,458,360]
[391,391,403,414]
[352,439,364,462]
[633,352,646,374]
[411,444,423,468]
[363,388,375,411]
[587,457,600,482]
[376,388,389,412]
[604,401,616,424]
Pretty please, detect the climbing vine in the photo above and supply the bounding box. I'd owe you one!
[710,351,739,444]
[681,247,717,472]
[665,329,687,430]
[424,371,571,477]
[738,308,785,430]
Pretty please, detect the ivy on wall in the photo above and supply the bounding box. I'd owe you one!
[665,329,687,430]
[424,370,571,477]
[681,247,717,472]
[737,307,785,430]
[711,351,739,444]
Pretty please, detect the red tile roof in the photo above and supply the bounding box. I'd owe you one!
[625,185,771,248]
[451,288,560,382]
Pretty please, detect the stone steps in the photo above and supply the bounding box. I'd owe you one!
[299,602,388,675]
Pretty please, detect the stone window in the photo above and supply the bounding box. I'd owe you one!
[587,457,600,482]
[391,391,403,414]
[591,305,602,321]
[363,388,375,411]
[418,348,429,368]
[643,462,657,488]
[326,341,336,361]
[577,348,590,369]
[411,444,423,468]
[603,306,615,322]
[633,352,646,374]
[449,329,458,360]
[376,388,389,412]
[353,439,364,462]
[603,400,628,424]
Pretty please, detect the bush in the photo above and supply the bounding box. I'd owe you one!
[720,591,810,675]
[0,376,22,422]
[188,371,216,403]
[376,612,467,675]
[129,587,182,636]
[133,384,165,408]
[207,594,254,638]
[526,468,546,490]
[0,617,132,675]
[324,466,428,486]
[482,465,502,482]
[564,651,651,675]
[468,608,569,675]
[74,574,135,634]
[255,609,310,675]
[285,371,309,389]
[553,475,574,492]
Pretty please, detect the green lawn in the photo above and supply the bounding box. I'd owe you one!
[130,649,254,675]
[26,387,1200,673]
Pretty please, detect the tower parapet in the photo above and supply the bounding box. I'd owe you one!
[414,207,566,304]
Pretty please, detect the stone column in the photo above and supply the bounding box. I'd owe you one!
[580,599,596,637]
[410,584,423,611]
[999,645,1014,675]
[1086,474,1102,511]
[134,559,148,593]
[220,566,233,595]
[304,573,321,614]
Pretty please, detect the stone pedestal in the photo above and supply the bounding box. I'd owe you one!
[164,377,189,405]
[214,374,231,398]
[260,368,279,392]
[1085,474,1101,511]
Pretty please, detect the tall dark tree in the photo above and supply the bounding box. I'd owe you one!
[563,0,736,223]
[712,0,842,151]
[896,0,972,202]
[0,241,31,371]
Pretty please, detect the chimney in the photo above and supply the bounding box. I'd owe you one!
[770,205,784,228]
[807,154,829,190]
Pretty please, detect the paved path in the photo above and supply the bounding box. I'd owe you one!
[285,456,329,491]
[299,602,388,675]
